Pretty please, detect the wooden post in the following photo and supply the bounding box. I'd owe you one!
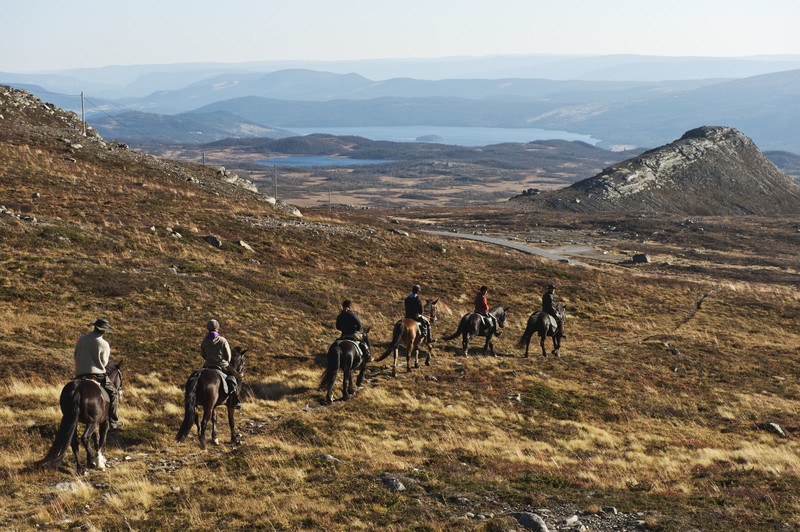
[273,165,278,201]
[81,91,86,136]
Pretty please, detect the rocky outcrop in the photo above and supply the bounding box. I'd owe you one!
[517,126,800,215]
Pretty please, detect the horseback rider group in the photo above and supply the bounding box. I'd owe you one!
[71,282,561,428]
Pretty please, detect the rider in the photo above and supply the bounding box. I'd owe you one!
[542,284,563,332]
[201,319,242,409]
[74,318,123,428]
[474,285,500,335]
[335,299,370,358]
[404,284,434,343]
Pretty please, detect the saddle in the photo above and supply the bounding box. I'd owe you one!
[75,375,110,403]
[337,337,365,359]
[194,367,236,395]
[541,313,559,332]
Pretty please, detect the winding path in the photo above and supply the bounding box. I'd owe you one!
[422,230,584,266]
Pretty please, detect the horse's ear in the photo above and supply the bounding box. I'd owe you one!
[240,348,248,355]
[433,298,439,305]
[363,326,371,333]
[116,360,123,368]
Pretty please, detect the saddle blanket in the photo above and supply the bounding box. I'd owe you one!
[192,368,235,395]
[336,338,364,358]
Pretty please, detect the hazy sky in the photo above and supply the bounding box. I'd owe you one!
[3,0,799,72]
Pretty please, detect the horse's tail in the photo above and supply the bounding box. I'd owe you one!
[516,316,537,349]
[319,343,341,390]
[442,318,464,341]
[176,372,200,443]
[376,323,403,362]
[34,381,81,469]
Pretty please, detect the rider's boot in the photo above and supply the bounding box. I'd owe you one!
[229,390,242,409]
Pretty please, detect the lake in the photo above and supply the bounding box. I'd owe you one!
[258,156,394,167]
[285,125,600,147]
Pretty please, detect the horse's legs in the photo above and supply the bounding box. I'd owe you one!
[552,334,561,357]
[211,407,220,445]
[97,420,109,470]
[425,341,432,366]
[199,407,211,449]
[540,333,547,357]
[82,423,98,469]
[70,430,81,473]
[342,356,353,400]
[227,405,240,444]
[392,348,398,377]
[462,333,470,356]
[483,334,492,356]
[406,344,413,372]
[356,357,367,387]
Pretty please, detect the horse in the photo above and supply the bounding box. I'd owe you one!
[517,305,567,357]
[375,300,438,376]
[318,328,371,403]
[443,305,507,357]
[176,347,247,448]
[34,361,123,473]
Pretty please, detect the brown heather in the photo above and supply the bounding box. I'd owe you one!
[0,87,799,530]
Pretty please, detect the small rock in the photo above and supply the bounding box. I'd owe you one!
[205,235,223,248]
[391,228,410,236]
[93,483,109,489]
[509,512,550,532]
[632,253,650,264]
[379,474,405,492]
[760,422,787,438]
[565,514,580,526]
[54,482,78,491]
[602,506,618,515]
[124,455,132,461]
[320,454,341,463]
[238,240,254,252]
[31,192,41,199]
[508,393,522,402]
[171,486,181,493]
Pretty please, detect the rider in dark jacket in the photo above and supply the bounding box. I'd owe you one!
[404,285,434,342]
[335,299,369,357]
[542,284,562,330]
[474,285,499,335]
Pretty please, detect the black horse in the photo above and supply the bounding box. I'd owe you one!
[443,305,507,356]
[176,347,247,448]
[34,361,123,473]
[517,305,567,357]
[319,328,371,403]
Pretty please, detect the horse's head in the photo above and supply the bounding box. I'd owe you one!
[491,306,507,329]
[557,304,567,322]
[361,327,371,347]
[424,299,439,323]
[231,347,247,375]
[107,360,123,392]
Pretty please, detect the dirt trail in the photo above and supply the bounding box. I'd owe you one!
[423,230,585,266]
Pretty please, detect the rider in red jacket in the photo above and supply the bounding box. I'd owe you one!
[474,285,500,335]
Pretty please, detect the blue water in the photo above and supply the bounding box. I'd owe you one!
[258,156,393,167]
[286,125,600,147]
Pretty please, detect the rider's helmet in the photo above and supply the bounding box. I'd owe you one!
[412,285,420,294]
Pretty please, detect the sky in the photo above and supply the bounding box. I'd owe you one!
[2,0,800,72]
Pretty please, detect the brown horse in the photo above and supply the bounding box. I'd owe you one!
[375,299,438,376]
[176,347,247,448]
[34,361,123,473]
[318,328,371,403]
[517,305,567,358]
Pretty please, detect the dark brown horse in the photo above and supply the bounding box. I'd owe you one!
[374,299,438,376]
[318,328,371,403]
[34,361,123,473]
[443,305,507,357]
[176,347,247,448]
[517,305,567,357]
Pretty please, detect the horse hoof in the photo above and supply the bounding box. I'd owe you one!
[414,363,419,369]
[212,438,220,446]
[325,396,333,404]
[97,453,107,470]
[425,360,431,366]
[232,435,242,445]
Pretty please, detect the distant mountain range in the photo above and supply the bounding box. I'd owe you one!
[5,55,800,152]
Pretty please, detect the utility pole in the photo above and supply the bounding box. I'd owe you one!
[81,91,86,136]
[273,165,278,201]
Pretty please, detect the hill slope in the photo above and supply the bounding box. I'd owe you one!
[515,126,800,215]
[1,87,799,531]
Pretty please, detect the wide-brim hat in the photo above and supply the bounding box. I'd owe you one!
[547,284,557,290]
[91,318,113,332]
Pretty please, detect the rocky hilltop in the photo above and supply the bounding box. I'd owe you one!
[515,126,800,215]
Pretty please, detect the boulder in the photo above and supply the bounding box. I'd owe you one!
[632,253,650,264]
[509,512,550,531]
[205,235,223,248]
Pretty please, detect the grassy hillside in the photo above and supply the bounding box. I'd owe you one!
[1,87,799,530]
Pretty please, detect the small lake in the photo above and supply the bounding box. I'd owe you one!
[258,156,394,168]
[285,125,600,147]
